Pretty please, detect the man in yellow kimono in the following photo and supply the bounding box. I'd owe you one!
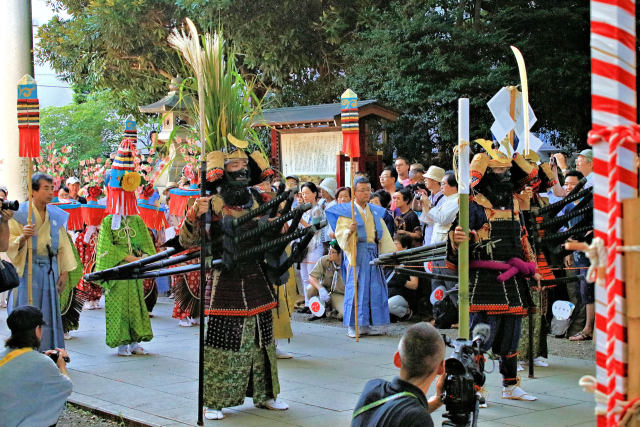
[326,177,395,338]
[7,173,77,351]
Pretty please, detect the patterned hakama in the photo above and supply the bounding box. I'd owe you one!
[95,215,155,348]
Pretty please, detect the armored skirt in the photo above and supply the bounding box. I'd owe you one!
[203,258,279,409]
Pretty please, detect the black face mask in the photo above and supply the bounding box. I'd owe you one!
[225,168,250,187]
[221,168,251,206]
[477,169,514,208]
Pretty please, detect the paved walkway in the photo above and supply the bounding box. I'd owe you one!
[1,298,597,426]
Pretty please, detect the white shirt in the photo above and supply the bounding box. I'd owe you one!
[421,193,459,245]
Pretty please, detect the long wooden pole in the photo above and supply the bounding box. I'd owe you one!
[350,157,359,341]
[196,49,207,427]
[457,99,470,340]
[27,158,33,304]
[622,198,640,401]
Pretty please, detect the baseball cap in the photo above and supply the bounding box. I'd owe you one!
[66,177,80,185]
[578,149,593,161]
[6,305,46,333]
[285,175,300,183]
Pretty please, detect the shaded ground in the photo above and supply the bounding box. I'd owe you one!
[291,311,595,361]
[58,404,124,426]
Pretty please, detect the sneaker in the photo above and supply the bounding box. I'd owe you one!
[502,385,537,401]
[178,318,193,327]
[255,398,289,410]
[534,357,549,367]
[190,317,200,326]
[204,408,224,420]
[517,361,524,372]
[276,347,293,359]
[64,332,72,340]
[117,345,131,357]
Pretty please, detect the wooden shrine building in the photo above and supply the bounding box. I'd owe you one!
[254,100,399,186]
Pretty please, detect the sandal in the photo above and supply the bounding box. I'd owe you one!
[569,332,592,341]
[502,385,537,401]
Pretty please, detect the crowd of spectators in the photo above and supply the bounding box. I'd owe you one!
[284,146,596,346]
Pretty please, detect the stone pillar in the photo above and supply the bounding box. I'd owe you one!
[0,0,34,201]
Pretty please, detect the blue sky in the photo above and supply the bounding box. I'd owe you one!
[32,0,73,108]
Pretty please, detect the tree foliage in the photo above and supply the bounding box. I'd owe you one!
[344,0,590,166]
[39,90,123,170]
[38,0,593,166]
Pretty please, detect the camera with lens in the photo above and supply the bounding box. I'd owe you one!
[0,199,19,211]
[46,350,70,364]
[441,324,490,427]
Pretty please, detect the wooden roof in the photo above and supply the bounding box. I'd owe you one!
[253,99,399,129]
[138,91,194,113]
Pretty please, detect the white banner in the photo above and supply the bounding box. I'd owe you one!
[281,131,342,176]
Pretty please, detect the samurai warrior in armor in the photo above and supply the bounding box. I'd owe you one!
[178,147,290,420]
[448,152,540,402]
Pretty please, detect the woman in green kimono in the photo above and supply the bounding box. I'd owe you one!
[95,122,156,356]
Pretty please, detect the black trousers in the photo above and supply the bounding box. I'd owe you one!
[470,312,522,386]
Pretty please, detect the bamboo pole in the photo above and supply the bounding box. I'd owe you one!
[27,158,33,304]
[623,198,640,400]
[457,98,470,340]
[350,156,359,341]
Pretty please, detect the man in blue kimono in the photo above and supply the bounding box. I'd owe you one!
[326,177,395,338]
[7,173,77,351]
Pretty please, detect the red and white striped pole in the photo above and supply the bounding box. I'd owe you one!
[589,1,637,425]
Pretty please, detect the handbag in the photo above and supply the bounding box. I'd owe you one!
[0,259,20,293]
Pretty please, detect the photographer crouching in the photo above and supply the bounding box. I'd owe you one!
[352,322,445,427]
[0,305,72,427]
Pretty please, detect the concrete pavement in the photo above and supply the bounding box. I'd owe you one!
[0,297,597,426]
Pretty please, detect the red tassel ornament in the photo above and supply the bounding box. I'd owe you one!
[17,75,40,158]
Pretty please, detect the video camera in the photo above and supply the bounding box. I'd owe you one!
[441,323,490,427]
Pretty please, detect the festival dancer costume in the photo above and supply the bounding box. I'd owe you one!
[178,148,285,414]
[167,180,201,326]
[76,186,107,307]
[7,201,77,351]
[447,152,537,401]
[95,122,156,355]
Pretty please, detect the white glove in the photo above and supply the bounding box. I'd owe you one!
[318,287,330,303]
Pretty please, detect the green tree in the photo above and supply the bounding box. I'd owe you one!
[39,0,188,116]
[38,0,386,113]
[38,0,593,164]
[343,0,590,166]
[39,90,123,171]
